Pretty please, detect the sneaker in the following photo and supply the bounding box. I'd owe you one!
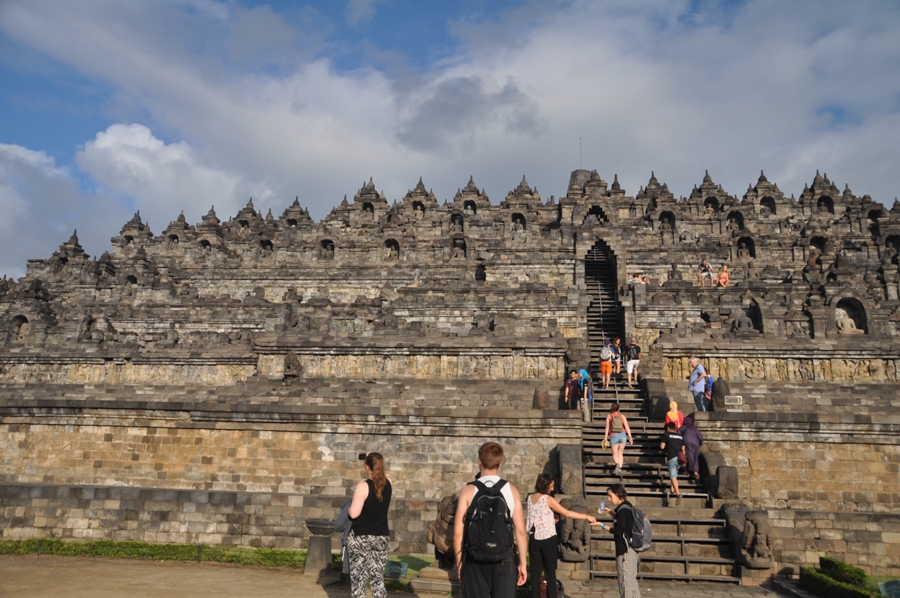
[614,467,622,476]
[675,495,683,507]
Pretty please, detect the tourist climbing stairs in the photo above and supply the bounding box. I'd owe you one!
[585,243,622,363]
[581,379,740,584]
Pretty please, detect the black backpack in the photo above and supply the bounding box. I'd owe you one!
[464,480,514,563]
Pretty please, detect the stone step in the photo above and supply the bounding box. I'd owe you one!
[589,560,739,582]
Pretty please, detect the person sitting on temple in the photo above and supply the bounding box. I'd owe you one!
[715,265,730,287]
[697,259,713,287]
[628,273,648,285]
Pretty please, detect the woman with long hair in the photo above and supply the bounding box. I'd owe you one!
[348,452,392,598]
[527,473,597,598]
[603,403,633,477]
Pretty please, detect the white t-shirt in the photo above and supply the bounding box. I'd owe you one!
[472,475,517,519]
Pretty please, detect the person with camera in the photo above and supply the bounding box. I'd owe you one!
[348,452,392,598]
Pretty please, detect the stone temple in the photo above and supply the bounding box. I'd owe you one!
[1,169,898,585]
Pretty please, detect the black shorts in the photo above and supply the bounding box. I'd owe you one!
[461,556,516,598]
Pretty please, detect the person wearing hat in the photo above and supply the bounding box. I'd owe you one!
[598,339,614,390]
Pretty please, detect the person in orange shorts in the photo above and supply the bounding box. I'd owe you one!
[599,339,614,389]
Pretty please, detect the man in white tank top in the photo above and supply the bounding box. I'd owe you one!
[453,442,528,598]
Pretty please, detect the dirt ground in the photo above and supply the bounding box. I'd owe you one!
[0,555,785,598]
[0,555,351,598]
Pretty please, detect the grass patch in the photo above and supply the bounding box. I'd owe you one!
[0,539,41,555]
[0,538,305,569]
[202,546,305,569]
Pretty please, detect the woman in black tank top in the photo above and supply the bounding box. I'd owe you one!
[347,452,392,598]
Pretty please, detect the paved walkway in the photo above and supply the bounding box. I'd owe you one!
[0,555,786,598]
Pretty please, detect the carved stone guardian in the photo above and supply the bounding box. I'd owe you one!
[426,494,458,568]
[557,496,591,562]
[722,504,774,570]
[741,511,774,568]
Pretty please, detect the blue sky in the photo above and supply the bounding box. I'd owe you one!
[1,0,899,278]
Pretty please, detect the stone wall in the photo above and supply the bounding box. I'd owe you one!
[660,351,900,385]
[0,350,567,385]
[0,403,581,553]
[0,484,438,555]
[766,509,900,578]
[698,413,900,512]
[0,378,564,411]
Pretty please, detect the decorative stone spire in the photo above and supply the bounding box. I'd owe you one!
[203,206,219,225]
[517,175,532,194]
[758,170,768,184]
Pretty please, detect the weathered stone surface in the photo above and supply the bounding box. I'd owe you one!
[556,444,584,496]
[532,386,550,409]
[716,466,740,500]
[557,496,590,562]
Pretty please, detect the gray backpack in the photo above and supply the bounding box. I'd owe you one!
[619,504,653,552]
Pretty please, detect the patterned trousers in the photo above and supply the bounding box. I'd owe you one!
[347,532,390,598]
[615,547,641,598]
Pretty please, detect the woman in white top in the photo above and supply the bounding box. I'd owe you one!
[526,473,597,598]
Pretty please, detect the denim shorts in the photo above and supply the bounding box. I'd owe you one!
[667,457,680,479]
[610,432,628,446]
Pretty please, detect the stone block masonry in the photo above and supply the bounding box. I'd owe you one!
[766,509,900,577]
[0,484,438,555]
[699,412,900,513]
[0,402,582,553]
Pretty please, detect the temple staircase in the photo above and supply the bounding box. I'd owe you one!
[585,241,623,364]
[581,380,739,584]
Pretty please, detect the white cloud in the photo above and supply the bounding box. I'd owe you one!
[345,0,389,26]
[0,144,129,279]
[76,123,266,229]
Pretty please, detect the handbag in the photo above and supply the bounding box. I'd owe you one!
[539,575,565,598]
[677,451,688,467]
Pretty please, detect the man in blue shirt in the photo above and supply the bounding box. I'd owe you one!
[688,357,708,412]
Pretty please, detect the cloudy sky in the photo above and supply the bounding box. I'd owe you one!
[1,0,898,278]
